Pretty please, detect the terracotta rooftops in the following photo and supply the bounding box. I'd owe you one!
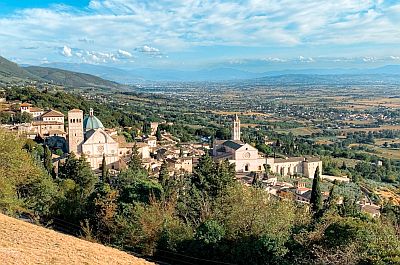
[69,109,83,112]
[274,157,305,163]
[32,121,64,126]
[42,109,64,117]
[273,156,321,163]
[29,107,44,112]
[20,103,32,107]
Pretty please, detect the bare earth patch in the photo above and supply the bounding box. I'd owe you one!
[0,214,153,265]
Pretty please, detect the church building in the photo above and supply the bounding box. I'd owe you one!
[213,114,266,173]
[213,114,322,178]
[68,108,123,170]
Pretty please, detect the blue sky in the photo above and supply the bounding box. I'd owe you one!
[0,0,399,71]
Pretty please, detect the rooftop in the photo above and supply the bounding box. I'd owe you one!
[29,107,43,112]
[83,110,104,131]
[42,109,64,117]
[32,121,64,126]
[222,140,244,150]
[68,108,83,113]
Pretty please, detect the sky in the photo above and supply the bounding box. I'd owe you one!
[0,0,399,71]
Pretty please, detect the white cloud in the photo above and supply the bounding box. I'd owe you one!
[362,56,377,62]
[138,45,160,53]
[298,56,314,63]
[1,0,400,66]
[262,57,287,63]
[62,45,72,57]
[117,49,132,58]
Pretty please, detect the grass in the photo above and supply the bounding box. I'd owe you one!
[0,214,153,265]
[276,127,322,136]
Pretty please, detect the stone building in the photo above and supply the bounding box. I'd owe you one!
[213,115,266,173]
[20,102,44,120]
[266,157,322,178]
[68,108,122,170]
[213,115,322,178]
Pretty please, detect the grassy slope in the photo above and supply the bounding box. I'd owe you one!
[0,214,153,265]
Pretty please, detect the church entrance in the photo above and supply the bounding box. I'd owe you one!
[245,164,249,172]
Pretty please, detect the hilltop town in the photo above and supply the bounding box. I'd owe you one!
[1,91,386,218]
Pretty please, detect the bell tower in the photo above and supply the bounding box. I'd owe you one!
[232,114,241,141]
[68,109,84,155]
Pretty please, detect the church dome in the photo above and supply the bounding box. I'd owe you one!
[83,108,104,131]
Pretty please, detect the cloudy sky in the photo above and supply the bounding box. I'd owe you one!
[0,0,399,71]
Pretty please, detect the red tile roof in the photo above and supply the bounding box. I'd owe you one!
[42,109,64,117]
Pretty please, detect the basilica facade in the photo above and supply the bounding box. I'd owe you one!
[213,115,322,178]
[213,114,266,173]
[67,108,124,170]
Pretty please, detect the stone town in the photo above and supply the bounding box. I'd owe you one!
[2,101,380,216]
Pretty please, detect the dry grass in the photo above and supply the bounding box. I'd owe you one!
[276,127,322,136]
[375,188,400,205]
[0,214,154,265]
[341,125,400,133]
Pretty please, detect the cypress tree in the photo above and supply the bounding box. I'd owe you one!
[310,166,322,213]
[43,145,53,174]
[156,127,162,141]
[101,154,109,183]
[158,160,169,188]
[324,182,337,212]
[128,144,143,171]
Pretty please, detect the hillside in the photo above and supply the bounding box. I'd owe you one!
[24,66,123,91]
[0,56,41,82]
[0,214,154,265]
[0,55,130,91]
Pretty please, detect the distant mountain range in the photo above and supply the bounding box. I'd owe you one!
[1,55,400,86]
[0,55,127,91]
[41,62,400,83]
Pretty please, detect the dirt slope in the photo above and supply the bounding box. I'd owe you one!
[0,214,153,265]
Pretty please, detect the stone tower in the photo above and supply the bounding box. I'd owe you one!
[68,109,84,155]
[232,114,241,141]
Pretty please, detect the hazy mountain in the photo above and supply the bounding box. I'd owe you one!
[364,65,400,75]
[38,61,400,83]
[0,56,42,82]
[253,74,400,86]
[0,55,131,91]
[39,64,265,82]
[24,66,124,90]
[41,63,141,84]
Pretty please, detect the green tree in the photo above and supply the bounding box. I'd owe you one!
[196,219,225,244]
[58,153,98,201]
[156,126,162,141]
[101,154,109,183]
[43,145,53,175]
[0,130,57,216]
[324,182,337,213]
[310,166,322,213]
[128,144,143,172]
[159,160,169,188]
